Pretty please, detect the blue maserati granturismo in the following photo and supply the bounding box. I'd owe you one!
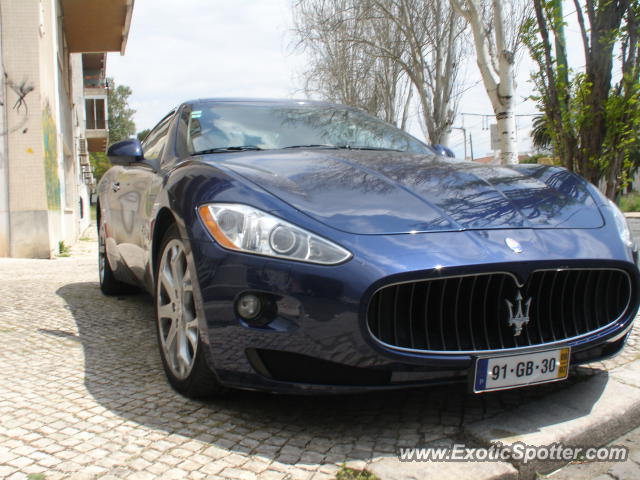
[98,98,639,397]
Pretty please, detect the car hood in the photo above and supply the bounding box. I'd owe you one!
[207,150,604,234]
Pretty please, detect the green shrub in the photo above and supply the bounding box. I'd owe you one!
[58,241,71,257]
[335,464,379,480]
[619,192,640,212]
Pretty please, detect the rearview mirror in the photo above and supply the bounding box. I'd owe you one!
[107,139,144,165]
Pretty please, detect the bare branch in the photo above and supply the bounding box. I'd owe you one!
[293,0,468,144]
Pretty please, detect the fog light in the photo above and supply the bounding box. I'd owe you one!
[237,293,261,320]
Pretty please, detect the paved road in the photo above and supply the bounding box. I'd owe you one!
[0,230,638,480]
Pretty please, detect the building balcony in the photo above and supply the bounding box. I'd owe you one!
[85,129,108,153]
[62,0,134,54]
[83,54,107,89]
[85,93,108,152]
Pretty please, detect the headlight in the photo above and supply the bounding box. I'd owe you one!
[197,203,352,265]
[608,199,634,249]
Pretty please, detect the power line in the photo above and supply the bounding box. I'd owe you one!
[460,112,539,117]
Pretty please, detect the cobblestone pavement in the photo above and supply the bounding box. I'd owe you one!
[1,228,639,480]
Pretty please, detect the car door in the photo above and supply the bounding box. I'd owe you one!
[100,164,128,275]
[115,111,176,283]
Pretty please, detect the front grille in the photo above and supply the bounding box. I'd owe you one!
[367,269,631,352]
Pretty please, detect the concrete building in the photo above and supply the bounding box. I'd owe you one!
[0,0,134,258]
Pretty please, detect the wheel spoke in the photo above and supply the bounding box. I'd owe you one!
[185,316,198,351]
[185,316,198,330]
[158,303,174,320]
[160,267,174,298]
[183,268,192,292]
[177,328,191,370]
[165,319,177,349]
[172,325,183,374]
[170,247,183,288]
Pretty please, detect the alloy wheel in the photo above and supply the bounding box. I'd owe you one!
[157,240,199,380]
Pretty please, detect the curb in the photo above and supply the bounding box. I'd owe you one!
[465,360,640,480]
[367,456,518,480]
[365,360,640,480]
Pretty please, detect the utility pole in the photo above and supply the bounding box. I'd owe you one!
[469,133,475,161]
[452,126,467,160]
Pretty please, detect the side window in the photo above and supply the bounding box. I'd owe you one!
[174,107,191,159]
[142,112,174,162]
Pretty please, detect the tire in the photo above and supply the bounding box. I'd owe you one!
[98,220,136,296]
[155,224,226,398]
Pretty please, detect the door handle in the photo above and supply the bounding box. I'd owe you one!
[112,182,120,192]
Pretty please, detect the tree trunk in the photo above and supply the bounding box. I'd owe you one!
[493,0,518,165]
[605,152,624,199]
[450,0,519,164]
[496,109,518,164]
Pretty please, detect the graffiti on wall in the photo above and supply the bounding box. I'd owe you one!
[2,74,33,134]
[42,102,60,210]
[8,77,34,114]
[0,73,33,135]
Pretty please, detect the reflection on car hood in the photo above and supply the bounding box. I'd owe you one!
[206,150,604,234]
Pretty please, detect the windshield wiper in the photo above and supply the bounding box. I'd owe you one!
[282,144,340,149]
[282,144,401,152]
[338,145,402,151]
[192,146,262,155]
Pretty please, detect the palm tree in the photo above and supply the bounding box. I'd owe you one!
[531,115,552,152]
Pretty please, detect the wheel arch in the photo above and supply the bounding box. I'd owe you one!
[152,208,179,281]
[95,198,101,234]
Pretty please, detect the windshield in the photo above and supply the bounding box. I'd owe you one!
[185,102,431,154]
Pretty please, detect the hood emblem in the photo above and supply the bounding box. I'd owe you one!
[505,291,532,337]
[505,237,523,254]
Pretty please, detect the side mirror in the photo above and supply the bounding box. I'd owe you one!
[107,139,144,165]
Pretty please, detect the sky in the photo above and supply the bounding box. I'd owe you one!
[107,0,580,160]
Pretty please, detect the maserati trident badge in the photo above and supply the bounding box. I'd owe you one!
[505,291,532,337]
[505,237,523,254]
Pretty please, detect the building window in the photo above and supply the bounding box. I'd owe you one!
[85,98,106,130]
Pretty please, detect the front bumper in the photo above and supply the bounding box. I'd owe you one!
[189,226,640,394]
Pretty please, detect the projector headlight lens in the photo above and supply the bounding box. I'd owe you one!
[198,203,352,265]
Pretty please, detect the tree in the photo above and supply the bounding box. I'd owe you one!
[89,152,110,184]
[449,0,531,164]
[106,77,136,143]
[137,129,151,142]
[367,0,468,144]
[293,0,411,126]
[89,78,136,184]
[531,114,552,151]
[293,0,468,144]
[524,0,640,198]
